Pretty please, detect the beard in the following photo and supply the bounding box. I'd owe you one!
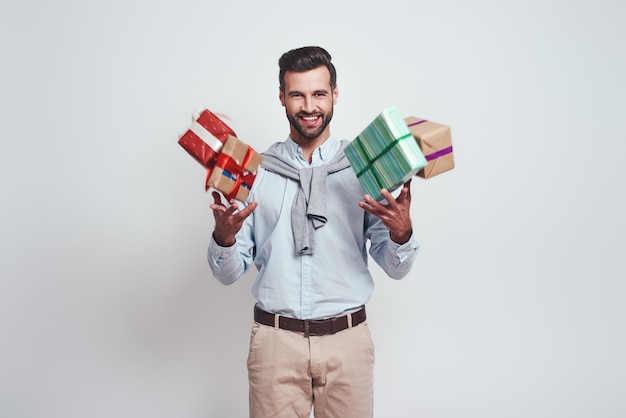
[286,107,334,140]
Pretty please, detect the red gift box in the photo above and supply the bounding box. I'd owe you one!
[178,108,237,190]
[178,108,236,168]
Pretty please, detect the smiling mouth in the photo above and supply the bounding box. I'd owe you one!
[299,114,321,126]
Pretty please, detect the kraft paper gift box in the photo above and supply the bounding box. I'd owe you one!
[344,107,427,200]
[405,117,454,179]
[206,135,264,202]
[178,108,236,171]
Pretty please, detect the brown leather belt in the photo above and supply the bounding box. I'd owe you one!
[254,305,366,337]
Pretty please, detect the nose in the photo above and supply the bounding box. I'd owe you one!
[302,96,316,113]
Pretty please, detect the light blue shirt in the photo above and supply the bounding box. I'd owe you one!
[207,135,419,319]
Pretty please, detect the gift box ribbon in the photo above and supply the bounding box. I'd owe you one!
[354,133,414,191]
[425,146,453,161]
[188,121,225,158]
[211,146,257,201]
[407,119,428,128]
[195,109,236,143]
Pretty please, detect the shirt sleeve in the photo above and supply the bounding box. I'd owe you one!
[365,212,420,280]
[207,212,256,285]
[207,235,244,285]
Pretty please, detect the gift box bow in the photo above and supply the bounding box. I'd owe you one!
[212,136,260,201]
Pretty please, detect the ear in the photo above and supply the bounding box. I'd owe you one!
[279,87,286,107]
[332,84,339,105]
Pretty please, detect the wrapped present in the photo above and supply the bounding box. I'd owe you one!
[405,117,454,179]
[178,108,263,200]
[206,135,264,202]
[344,107,427,200]
[178,108,235,169]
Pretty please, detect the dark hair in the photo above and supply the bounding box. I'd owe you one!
[278,46,337,92]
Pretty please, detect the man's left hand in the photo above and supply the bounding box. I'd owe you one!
[359,179,413,244]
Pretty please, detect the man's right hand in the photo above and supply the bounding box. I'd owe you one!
[210,191,258,247]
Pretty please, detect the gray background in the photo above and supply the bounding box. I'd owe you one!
[1,0,625,417]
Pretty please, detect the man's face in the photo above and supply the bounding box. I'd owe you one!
[279,66,338,142]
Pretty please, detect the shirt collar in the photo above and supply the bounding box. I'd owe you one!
[285,135,340,166]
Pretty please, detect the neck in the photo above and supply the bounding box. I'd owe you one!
[291,131,331,163]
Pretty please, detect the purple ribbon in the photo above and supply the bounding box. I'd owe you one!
[407,119,428,127]
[425,146,453,161]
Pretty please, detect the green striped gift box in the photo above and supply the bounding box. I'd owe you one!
[344,107,427,200]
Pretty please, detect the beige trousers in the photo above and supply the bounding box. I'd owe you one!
[247,321,375,418]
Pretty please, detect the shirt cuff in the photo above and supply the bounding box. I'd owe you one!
[388,232,419,257]
[208,233,238,260]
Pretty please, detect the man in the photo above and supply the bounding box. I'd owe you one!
[208,46,419,418]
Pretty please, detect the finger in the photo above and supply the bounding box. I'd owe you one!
[210,203,227,213]
[395,185,410,204]
[378,189,397,207]
[402,179,412,198]
[362,194,384,210]
[398,180,412,203]
[234,201,258,219]
[212,191,223,204]
[223,201,240,216]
